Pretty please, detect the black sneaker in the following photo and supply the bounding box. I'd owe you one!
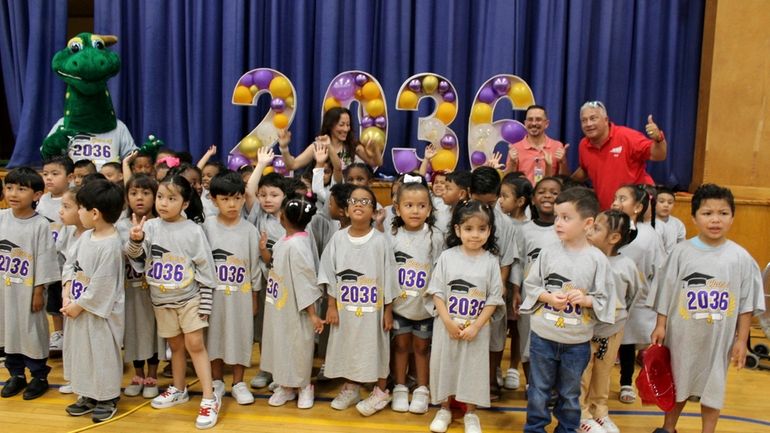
[22,377,49,400]
[92,398,118,423]
[1,375,27,398]
[66,396,97,416]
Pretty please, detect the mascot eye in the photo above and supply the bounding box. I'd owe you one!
[68,37,84,53]
[92,39,105,49]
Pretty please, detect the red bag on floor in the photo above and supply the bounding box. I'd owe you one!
[636,344,676,412]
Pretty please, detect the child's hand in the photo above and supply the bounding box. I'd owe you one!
[383,308,393,331]
[205,145,217,157]
[259,231,269,253]
[374,208,386,227]
[512,289,522,320]
[130,213,146,242]
[316,135,331,148]
[124,150,138,166]
[566,290,589,307]
[278,129,292,148]
[650,325,666,346]
[256,146,275,167]
[325,301,339,326]
[198,313,209,322]
[60,302,83,318]
[548,292,569,311]
[459,323,481,341]
[314,141,329,166]
[31,289,44,312]
[731,340,748,370]
[485,151,505,170]
[310,314,325,334]
[443,318,462,340]
[424,143,438,160]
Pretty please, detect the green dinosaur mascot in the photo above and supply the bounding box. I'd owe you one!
[41,33,143,168]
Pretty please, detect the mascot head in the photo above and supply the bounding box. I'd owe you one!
[52,33,121,95]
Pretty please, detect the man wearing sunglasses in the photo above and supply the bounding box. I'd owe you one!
[572,101,667,210]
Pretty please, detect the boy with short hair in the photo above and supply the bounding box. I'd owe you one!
[654,186,686,255]
[40,156,75,352]
[100,161,124,184]
[0,167,61,400]
[73,160,97,187]
[436,170,471,234]
[520,187,615,433]
[61,179,126,422]
[650,184,765,433]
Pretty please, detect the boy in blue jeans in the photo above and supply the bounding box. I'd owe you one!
[520,187,615,433]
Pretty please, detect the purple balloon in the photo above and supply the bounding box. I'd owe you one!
[331,75,356,100]
[374,116,387,129]
[392,148,420,174]
[500,121,527,143]
[355,73,368,87]
[440,134,457,149]
[228,153,250,171]
[273,156,288,175]
[438,80,450,93]
[361,116,374,128]
[478,86,496,104]
[492,77,511,95]
[408,79,422,92]
[270,98,286,113]
[253,70,274,89]
[240,73,254,87]
[471,151,487,166]
[442,91,456,103]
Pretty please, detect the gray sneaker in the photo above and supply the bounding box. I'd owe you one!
[66,396,97,416]
[92,399,118,423]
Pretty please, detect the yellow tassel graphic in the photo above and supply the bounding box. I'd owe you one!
[556,317,565,328]
[355,307,363,317]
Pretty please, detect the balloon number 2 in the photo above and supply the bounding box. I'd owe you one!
[393,73,460,174]
[323,71,388,162]
[230,68,297,174]
[468,75,535,169]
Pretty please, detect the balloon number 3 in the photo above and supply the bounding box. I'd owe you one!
[323,71,388,163]
[230,68,297,173]
[393,73,459,174]
[468,75,535,169]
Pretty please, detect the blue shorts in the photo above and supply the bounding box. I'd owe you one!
[392,314,433,339]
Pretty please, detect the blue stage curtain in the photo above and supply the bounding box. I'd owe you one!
[1,0,67,167]
[4,0,703,187]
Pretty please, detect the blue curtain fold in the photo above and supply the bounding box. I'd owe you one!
[1,0,67,167]
[4,0,703,188]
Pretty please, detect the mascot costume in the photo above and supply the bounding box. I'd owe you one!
[41,33,159,167]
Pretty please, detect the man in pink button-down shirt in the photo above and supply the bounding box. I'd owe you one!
[505,105,569,184]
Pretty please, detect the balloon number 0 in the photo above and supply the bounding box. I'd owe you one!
[230,68,297,174]
[393,73,459,174]
[323,71,388,162]
[468,75,535,169]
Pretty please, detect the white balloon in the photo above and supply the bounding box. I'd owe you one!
[469,123,500,150]
[255,122,278,146]
[418,118,446,144]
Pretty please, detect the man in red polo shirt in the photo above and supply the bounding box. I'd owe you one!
[572,101,667,209]
[505,105,569,184]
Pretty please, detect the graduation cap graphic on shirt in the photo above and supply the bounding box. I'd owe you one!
[394,251,413,264]
[682,272,713,289]
[212,249,233,262]
[0,240,19,253]
[545,273,570,292]
[449,279,475,294]
[150,244,170,259]
[527,248,542,262]
[73,261,84,274]
[337,269,364,282]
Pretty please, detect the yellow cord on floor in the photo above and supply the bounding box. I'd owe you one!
[65,379,200,433]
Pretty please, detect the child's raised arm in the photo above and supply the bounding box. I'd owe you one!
[245,146,275,212]
[196,145,217,170]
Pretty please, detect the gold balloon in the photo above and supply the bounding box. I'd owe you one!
[398,90,418,109]
[366,99,385,117]
[361,126,386,153]
[269,76,292,99]
[471,102,493,124]
[262,166,275,175]
[362,82,381,100]
[509,82,534,108]
[249,85,258,95]
[273,113,289,129]
[239,135,261,159]
[422,75,439,93]
[324,96,340,111]
[431,149,457,171]
[233,85,252,104]
[285,95,295,108]
[436,102,457,125]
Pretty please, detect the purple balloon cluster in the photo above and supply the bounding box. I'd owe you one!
[228,152,250,171]
[240,69,274,90]
[477,76,512,104]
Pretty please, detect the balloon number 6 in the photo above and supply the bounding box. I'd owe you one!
[393,73,459,174]
[468,74,535,169]
[230,68,297,173]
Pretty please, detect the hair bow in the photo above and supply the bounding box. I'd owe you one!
[157,156,180,168]
[403,174,422,184]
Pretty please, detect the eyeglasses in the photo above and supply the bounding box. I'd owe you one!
[347,197,374,207]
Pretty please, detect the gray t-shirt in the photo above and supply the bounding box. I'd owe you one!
[594,254,647,338]
[655,216,686,256]
[36,192,64,245]
[48,117,137,170]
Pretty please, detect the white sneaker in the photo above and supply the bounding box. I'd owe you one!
[231,382,254,405]
[195,397,219,430]
[430,408,452,432]
[124,376,144,397]
[503,368,520,390]
[580,418,607,433]
[250,371,271,389]
[495,367,504,388]
[59,382,73,394]
[212,380,225,402]
[330,384,361,410]
[49,331,63,351]
[356,387,391,416]
[595,416,620,433]
[316,363,329,381]
[142,377,159,399]
[268,381,280,392]
[268,386,297,407]
[297,384,314,409]
[391,384,409,412]
[464,412,482,433]
[151,386,190,409]
[409,385,430,414]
